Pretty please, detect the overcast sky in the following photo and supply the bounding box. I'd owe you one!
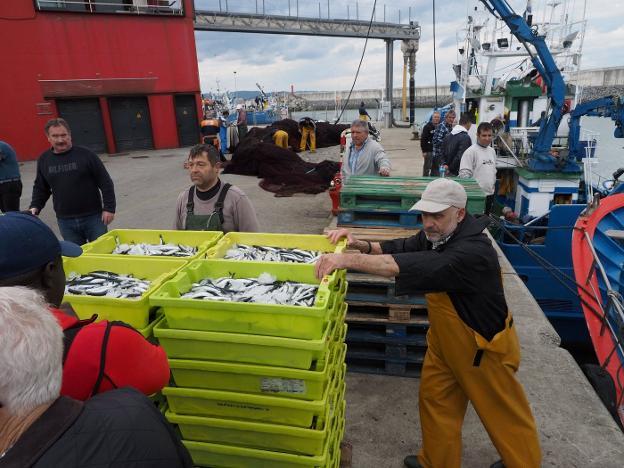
[193,0,624,94]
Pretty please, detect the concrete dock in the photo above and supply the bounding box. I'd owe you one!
[16,127,624,466]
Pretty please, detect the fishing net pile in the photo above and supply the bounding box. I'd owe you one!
[224,119,347,197]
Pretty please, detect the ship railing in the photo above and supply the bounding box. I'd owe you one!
[509,126,540,158]
[581,230,624,349]
[36,0,184,16]
[580,129,600,201]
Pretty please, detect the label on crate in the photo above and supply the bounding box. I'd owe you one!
[260,378,306,394]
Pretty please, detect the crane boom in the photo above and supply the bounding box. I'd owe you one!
[568,96,624,161]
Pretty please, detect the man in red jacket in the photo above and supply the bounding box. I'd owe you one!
[0,212,170,400]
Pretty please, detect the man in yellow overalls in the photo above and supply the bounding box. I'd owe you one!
[298,117,316,153]
[315,178,541,468]
[273,129,289,149]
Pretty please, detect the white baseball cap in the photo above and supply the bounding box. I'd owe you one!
[411,178,467,213]
[236,104,242,110]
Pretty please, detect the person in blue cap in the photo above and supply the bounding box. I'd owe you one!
[0,141,22,213]
[0,212,170,401]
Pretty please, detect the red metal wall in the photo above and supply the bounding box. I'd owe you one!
[0,0,201,160]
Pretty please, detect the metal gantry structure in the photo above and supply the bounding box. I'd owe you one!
[194,2,420,127]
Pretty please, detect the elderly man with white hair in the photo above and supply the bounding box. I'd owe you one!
[315,178,541,468]
[0,287,192,467]
[341,119,391,179]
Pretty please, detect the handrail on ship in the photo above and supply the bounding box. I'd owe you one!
[36,0,184,16]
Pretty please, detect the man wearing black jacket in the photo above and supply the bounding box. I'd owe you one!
[419,111,440,176]
[316,178,541,468]
[441,112,472,176]
[29,118,116,245]
[0,287,192,468]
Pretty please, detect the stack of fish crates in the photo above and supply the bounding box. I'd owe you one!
[338,176,486,228]
[64,229,224,338]
[149,233,348,467]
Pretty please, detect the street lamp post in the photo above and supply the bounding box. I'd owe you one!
[233,71,238,101]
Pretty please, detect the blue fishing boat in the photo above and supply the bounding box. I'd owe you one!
[449,1,623,352]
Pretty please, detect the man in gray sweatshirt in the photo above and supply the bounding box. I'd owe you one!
[341,120,391,180]
[459,122,497,215]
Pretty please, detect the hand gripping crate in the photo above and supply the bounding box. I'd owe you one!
[62,256,187,328]
[204,232,347,262]
[149,259,345,340]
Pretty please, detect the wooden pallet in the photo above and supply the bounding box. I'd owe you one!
[346,272,427,308]
[324,225,419,242]
[340,441,352,468]
[340,176,486,214]
[346,319,428,341]
[337,209,421,228]
[346,300,428,324]
[347,329,427,360]
[346,352,423,378]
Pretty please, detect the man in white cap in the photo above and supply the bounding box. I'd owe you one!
[316,178,541,468]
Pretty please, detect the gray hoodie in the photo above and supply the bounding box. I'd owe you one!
[342,138,391,179]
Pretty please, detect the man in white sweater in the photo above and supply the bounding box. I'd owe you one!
[459,122,497,215]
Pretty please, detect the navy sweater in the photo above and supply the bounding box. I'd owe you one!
[30,146,116,218]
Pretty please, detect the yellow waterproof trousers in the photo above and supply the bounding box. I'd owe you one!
[417,293,541,468]
[300,126,316,152]
[273,130,289,149]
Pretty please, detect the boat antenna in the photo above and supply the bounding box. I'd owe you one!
[334,0,377,124]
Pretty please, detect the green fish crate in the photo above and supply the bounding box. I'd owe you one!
[180,399,345,467]
[182,439,330,468]
[136,313,164,340]
[163,364,342,427]
[328,403,347,468]
[203,232,347,262]
[167,343,346,401]
[340,176,486,214]
[166,393,343,456]
[81,229,222,261]
[62,256,187,328]
[149,259,346,340]
[154,304,346,370]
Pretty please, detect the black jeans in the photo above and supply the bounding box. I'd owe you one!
[0,179,22,213]
[485,195,494,215]
[422,151,433,177]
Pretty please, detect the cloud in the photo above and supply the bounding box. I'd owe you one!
[194,0,624,93]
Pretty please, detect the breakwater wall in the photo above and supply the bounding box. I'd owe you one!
[298,86,452,110]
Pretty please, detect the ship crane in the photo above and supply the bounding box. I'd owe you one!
[479,0,570,172]
[568,96,624,162]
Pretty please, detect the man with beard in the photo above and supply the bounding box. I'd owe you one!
[315,178,540,468]
[173,144,259,232]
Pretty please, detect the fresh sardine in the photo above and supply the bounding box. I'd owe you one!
[224,244,321,264]
[180,274,318,306]
[65,271,151,300]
